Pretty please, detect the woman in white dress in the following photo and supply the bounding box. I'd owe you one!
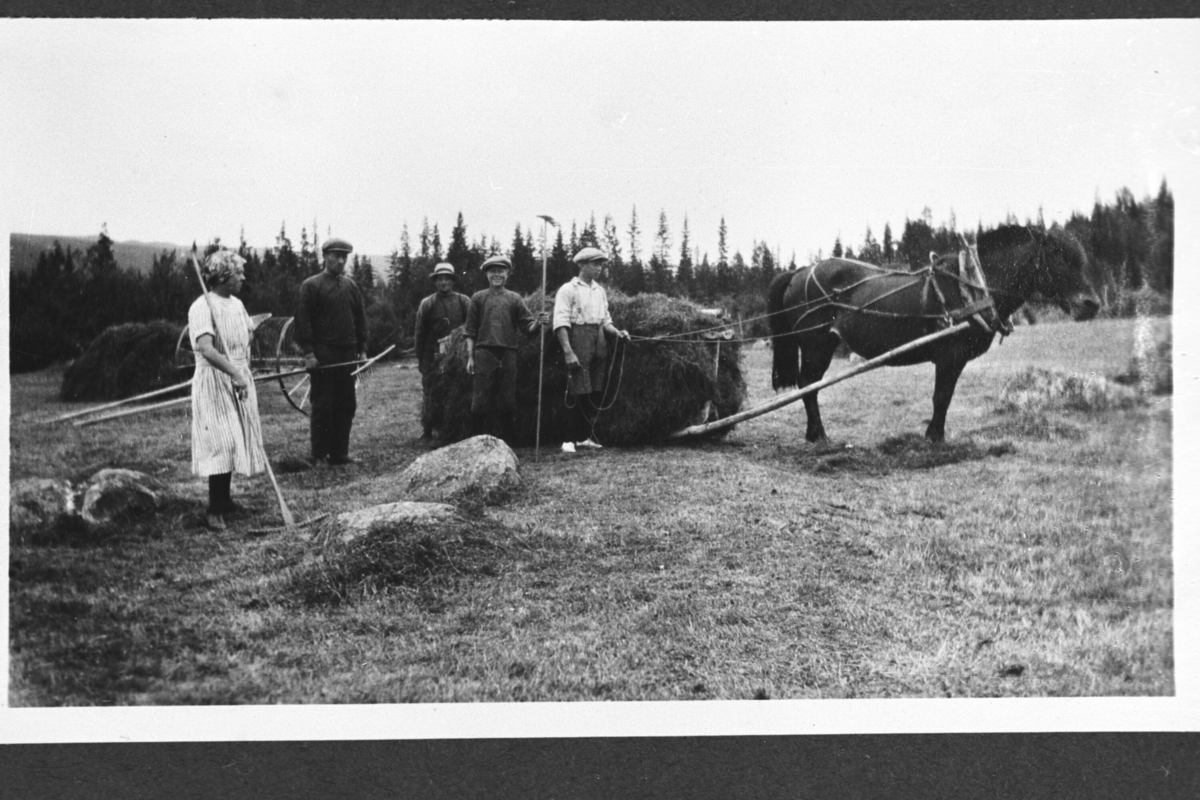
[189,249,267,530]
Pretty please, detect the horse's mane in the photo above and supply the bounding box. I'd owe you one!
[978,224,1085,264]
[977,224,1037,252]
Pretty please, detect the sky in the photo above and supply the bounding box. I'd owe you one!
[2,18,1197,266]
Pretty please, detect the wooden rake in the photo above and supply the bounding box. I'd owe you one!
[189,251,308,531]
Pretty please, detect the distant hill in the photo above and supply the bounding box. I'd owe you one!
[10,233,190,275]
[10,232,392,282]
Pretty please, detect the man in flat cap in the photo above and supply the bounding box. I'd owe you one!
[553,246,630,453]
[295,237,368,466]
[414,262,470,439]
[464,255,549,443]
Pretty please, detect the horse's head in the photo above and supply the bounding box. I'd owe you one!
[980,226,1100,321]
[1030,228,1101,321]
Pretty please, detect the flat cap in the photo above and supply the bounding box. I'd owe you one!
[321,237,353,254]
[481,254,512,272]
[431,262,456,279]
[573,246,607,264]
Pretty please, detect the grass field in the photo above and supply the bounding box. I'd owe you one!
[8,316,1172,704]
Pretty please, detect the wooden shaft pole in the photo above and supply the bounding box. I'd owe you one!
[68,366,348,426]
[44,378,195,424]
[535,219,549,461]
[74,393,191,426]
[667,321,973,439]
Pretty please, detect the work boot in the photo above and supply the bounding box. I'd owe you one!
[205,512,226,531]
[220,500,245,516]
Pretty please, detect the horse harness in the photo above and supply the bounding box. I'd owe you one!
[790,246,1013,338]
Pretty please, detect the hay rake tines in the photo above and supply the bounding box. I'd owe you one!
[351,344,396,397]
[248,511,331,537]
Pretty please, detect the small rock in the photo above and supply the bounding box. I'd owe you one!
[10,478,75,528]
[330,501,458,544]
[79,468,172,525]
[394,434,521,505]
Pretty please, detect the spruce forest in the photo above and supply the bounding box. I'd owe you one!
[8,182,1173,374]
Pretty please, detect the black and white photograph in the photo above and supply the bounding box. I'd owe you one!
[2,15,1195,747]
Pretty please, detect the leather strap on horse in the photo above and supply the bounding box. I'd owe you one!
[957,238,1013,336]
[948,296,999,325]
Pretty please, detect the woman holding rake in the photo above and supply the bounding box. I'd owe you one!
[188,249,267,530]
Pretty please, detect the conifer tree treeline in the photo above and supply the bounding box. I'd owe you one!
[9,182,1173,373]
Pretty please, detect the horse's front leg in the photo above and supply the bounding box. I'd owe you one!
[926,358,968,442]
[799,333,839,443]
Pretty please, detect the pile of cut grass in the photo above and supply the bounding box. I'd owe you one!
[424,291,746,446]
[60,321,184,401]
[992,367,1143,414]
[288,516,515,607]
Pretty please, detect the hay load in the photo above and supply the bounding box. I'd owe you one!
[60,321,184,402]
[424,292,747,446]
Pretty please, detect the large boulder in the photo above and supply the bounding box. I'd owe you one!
[79,468,173,525]
[10,478,75,528]
[394,435,522,505]
[326,501,459,545]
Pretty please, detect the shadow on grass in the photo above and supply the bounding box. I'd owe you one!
[272,456,315,474]
[764,434,1016,476]
[972,412,1087,441]
[10,497,204,548]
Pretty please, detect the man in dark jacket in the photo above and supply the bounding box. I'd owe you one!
[295,237,368,466]
[414,262,470,438]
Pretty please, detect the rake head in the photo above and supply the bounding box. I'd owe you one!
[247,511,331,537]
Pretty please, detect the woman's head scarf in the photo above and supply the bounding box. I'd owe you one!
[202,249,247,287]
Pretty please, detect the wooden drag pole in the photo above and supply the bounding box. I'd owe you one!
[668,321,973,440]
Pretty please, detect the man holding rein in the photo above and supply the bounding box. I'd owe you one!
[553,247,631,453]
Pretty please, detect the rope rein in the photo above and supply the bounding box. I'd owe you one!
[564,334,629,444]
[627,254,1005,348]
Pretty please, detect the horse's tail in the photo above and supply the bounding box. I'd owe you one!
[767,269,801,390]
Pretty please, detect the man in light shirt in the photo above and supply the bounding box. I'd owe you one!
[553,247,631,453]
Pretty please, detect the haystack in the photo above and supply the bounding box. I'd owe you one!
[60,321,185,401]
[423,291,746,446]
[993,367,1143,414]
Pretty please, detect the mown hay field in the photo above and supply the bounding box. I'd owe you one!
[8,315,1172,703]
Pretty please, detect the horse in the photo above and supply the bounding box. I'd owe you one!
[766,224,1101,443]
